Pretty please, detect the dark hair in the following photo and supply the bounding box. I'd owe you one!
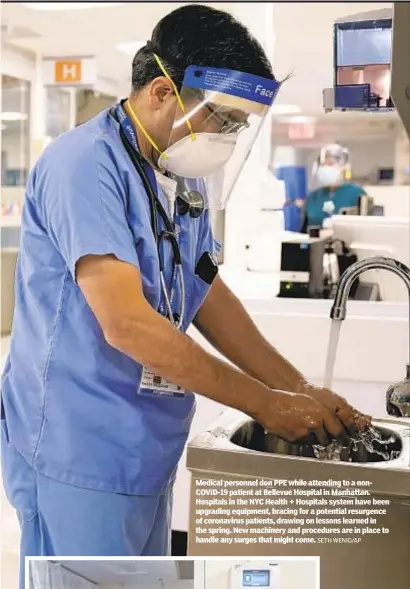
[131,4,275,92]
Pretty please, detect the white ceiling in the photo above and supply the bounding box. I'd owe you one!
[2,1,393,113]
[59,559,194,586]
[1,2,240,95]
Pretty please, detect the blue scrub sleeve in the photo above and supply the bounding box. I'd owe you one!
[38,138,140,280]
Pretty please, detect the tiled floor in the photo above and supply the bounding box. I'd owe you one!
[1,551,19,589]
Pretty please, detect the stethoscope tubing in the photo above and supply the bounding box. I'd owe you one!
[117,123,185,329]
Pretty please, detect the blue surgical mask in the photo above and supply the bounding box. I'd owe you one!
[316,165,342,187]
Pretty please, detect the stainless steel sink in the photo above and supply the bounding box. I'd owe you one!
[186,410,410,589]
[232,420,405,464]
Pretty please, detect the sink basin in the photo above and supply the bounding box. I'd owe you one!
[186,411,410,589]
[231,420,403,463]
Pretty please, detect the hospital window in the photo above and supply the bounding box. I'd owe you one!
[1,74,30,188]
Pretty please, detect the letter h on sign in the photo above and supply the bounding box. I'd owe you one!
[55,60,82,83]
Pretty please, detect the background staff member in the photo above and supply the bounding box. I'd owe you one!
[301,143,368,231]
[1,4,369,583]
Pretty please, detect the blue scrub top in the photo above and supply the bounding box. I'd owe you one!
[1,108,218,496]
[305,183,366,227]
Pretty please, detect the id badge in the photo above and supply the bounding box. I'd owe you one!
[323,200,335,215]
[140,366,186,399]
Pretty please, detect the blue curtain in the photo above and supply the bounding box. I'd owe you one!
[275,166,307,231]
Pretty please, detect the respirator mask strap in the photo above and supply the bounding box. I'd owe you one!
[125,50,195,164]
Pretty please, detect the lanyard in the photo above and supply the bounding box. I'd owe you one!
[115,104,158,191]
[115,103,183,326]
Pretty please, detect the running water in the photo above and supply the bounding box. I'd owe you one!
[323,320,342,390]
[313,425,400,462]
[320,321,400,462]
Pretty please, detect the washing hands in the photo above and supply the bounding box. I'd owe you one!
[297,380,371,436]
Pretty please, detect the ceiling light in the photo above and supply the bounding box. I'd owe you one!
[21,3,122,11]
[117,41,146,56]
[119,571,149,575]
[271,104,302,115]
[1,112,28,122]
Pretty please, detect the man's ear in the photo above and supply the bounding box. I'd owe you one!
[147,77,174,109]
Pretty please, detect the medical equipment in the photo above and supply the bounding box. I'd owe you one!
[112,100,221,326]
[323,4,410,143]
[323,9,393,113]
[111,101,193,329]
[230,562,280,589]
[278,234,328,298]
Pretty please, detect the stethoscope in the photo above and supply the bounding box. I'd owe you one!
[110,104,205,329]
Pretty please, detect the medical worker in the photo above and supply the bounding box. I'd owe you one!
[1,4,369,580]
[302,143,368,230]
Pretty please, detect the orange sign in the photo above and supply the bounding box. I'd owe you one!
[54,60,82,83]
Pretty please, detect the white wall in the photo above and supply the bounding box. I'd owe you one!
[200,560,318,589]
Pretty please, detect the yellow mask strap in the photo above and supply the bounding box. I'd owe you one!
[153,53,196,140]
[124,100,167,159]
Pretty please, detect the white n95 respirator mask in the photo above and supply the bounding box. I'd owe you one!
[157,132,238,179]
[316,165,343,187]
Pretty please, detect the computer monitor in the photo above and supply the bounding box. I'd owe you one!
[378,168,394,182]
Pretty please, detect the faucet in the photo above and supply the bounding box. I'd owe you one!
[330,256,410,418]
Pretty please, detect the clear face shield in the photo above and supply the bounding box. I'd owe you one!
[312,143,351,186]
[155,60,281,210]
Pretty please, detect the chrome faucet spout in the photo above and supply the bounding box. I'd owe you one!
[329,256,410,418]
[330,256,410,321]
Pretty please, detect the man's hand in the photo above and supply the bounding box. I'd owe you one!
[194,277,372,440]
[297,381,371,435]
[259,390,350,446]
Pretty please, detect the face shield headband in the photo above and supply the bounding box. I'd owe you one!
[125,51,281,209]
[312,145,352,182]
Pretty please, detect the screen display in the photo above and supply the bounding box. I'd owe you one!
[242,570,271,587]
[335,20,392,67]
[335,19,392,109]
[378,168,394,181]
[281,243,310,272]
